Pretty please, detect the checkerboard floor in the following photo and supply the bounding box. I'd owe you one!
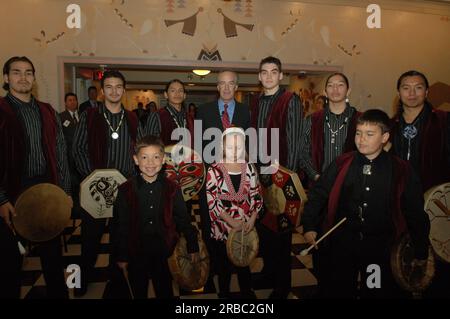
[19,202,318,299]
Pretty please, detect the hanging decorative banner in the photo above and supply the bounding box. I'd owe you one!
[197,43,222,61]
[165,7,204,36]
[217,8,254,38]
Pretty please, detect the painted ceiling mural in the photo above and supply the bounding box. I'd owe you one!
[0,0,447,110]
[30,0,362,64]
[27,0,364,103]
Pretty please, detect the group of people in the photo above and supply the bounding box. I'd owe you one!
[0,54,448,300]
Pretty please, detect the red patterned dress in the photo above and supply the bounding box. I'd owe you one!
[206,162,263,241]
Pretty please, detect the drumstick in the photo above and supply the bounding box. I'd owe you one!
[300,217,347,256]
[9,221,27,255]
[122,268,135,300]
[240,223,244,262]
[433,199,450,216]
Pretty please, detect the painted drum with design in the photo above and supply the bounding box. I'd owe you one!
[260,164,308,233]
[80,169,126,219]
[164,144,205,201]
[424,182,450,263]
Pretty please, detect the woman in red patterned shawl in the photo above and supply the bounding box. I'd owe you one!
[206,127,263,299]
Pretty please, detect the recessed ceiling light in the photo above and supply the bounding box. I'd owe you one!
[192,69,211,76]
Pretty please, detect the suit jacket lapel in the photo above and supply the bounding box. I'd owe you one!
[232,102,240,126]
[63,111,77,126]
[213,101,223,130]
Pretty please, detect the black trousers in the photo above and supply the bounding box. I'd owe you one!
[79,211,108,287]
[257,224,292,296]
[319,232,403,299]
[69,172,82,221]
[128,251,173,299]
[210,239,252,296]
[0,219,22,299]
[35,236,68,298]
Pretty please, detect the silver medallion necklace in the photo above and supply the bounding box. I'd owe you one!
[166,104,186,129]
[103,109,125,140]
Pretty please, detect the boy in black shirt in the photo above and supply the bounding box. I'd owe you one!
[302,109,430,298]
[112,135,199,298]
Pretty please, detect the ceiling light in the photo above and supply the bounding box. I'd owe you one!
[192,69,211,76]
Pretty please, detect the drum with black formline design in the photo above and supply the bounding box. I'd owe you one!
[80,169,127,219]
[260,164,308,233]
[164,144,205,202]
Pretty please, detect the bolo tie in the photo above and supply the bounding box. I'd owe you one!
[326,115,349,144]
[402,121,419,161]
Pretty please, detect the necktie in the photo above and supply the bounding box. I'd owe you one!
[222,103,231,129]
[72,112,78,123]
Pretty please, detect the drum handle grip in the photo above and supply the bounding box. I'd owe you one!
[240,223,244,261]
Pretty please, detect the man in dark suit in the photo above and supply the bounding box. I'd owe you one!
[60,92,79,145]
[196,71,250,149]
[195,70,250,296]
[59,93,82,222]
[79,86,99,114]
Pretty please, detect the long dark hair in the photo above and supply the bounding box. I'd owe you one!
[396,70,429,91]
[325,72,349,88]
[395,70,430,116]
[165,79,186,111]
[324,72,350,107]
[165,79,185,93]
